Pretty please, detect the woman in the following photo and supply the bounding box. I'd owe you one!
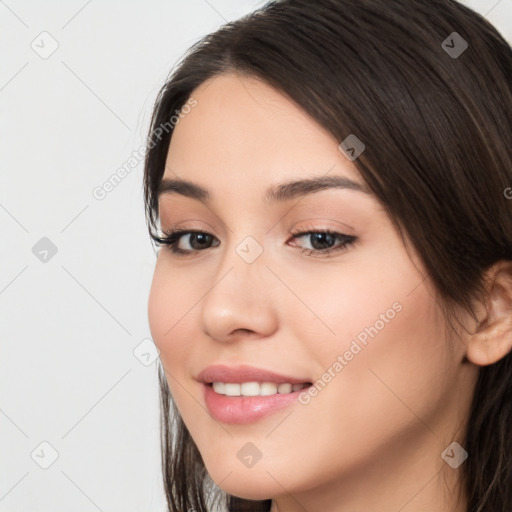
[143,1,512,510]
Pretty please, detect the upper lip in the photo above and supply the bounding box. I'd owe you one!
[197,364,311,384]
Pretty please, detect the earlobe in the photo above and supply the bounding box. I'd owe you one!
[466,261,512,367]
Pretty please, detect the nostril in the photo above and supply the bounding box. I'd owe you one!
[233,328,256,336]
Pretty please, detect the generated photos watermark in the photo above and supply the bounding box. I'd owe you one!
[298,301,403,404]
[92,96,198,201]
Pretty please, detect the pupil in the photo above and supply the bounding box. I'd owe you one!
[311,233,335,250]
[191,233,211,249]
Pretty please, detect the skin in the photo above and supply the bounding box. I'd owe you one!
[148,72,512,512]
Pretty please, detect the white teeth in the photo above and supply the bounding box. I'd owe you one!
[260,382,278,395]
[241,382,260,396]
[224,383,241,396]
[211,381,309,396]
[277,383,292,394]
[212,382,225,394]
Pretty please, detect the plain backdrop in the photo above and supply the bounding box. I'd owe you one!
[1,1,511,511]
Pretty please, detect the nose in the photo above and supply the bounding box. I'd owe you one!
[199,238,279,343]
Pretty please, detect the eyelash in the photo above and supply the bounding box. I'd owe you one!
[150,227,357,258]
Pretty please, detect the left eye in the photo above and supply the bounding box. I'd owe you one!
[289,230,357,256]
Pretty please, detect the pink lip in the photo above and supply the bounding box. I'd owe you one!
[197,364,312,425]
[196,364,311,385]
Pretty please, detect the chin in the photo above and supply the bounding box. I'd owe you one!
[206,465,282,500]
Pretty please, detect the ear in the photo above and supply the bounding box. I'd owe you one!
[466,261,512,366]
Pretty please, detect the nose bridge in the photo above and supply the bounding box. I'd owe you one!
[199,231,278,341]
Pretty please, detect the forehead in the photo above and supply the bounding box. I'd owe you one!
[163,73,361,186]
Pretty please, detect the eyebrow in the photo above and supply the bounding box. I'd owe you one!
[157,175,370,203]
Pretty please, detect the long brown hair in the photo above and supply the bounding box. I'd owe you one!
[143,1,512,510]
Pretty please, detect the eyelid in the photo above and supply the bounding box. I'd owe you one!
[159,218,217,233]
[290,218,356,235]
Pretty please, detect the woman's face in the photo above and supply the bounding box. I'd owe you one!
[148,73,478,509]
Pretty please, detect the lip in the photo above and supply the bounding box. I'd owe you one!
[197,364,312,425]
[196,364,311,385]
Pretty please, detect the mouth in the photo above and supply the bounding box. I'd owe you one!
[207,381,312,397]
[197,364,313,424]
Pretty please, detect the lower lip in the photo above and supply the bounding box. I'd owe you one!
[203,383,309,425]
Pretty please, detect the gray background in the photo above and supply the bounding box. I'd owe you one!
[1,1,511,511]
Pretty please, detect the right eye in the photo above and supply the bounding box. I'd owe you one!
[151,229,220,256]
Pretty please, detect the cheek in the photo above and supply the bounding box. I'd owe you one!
[310,282,450,444]
[147,259,195,374]
[148,262,206,434]
[274,255,413,363]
